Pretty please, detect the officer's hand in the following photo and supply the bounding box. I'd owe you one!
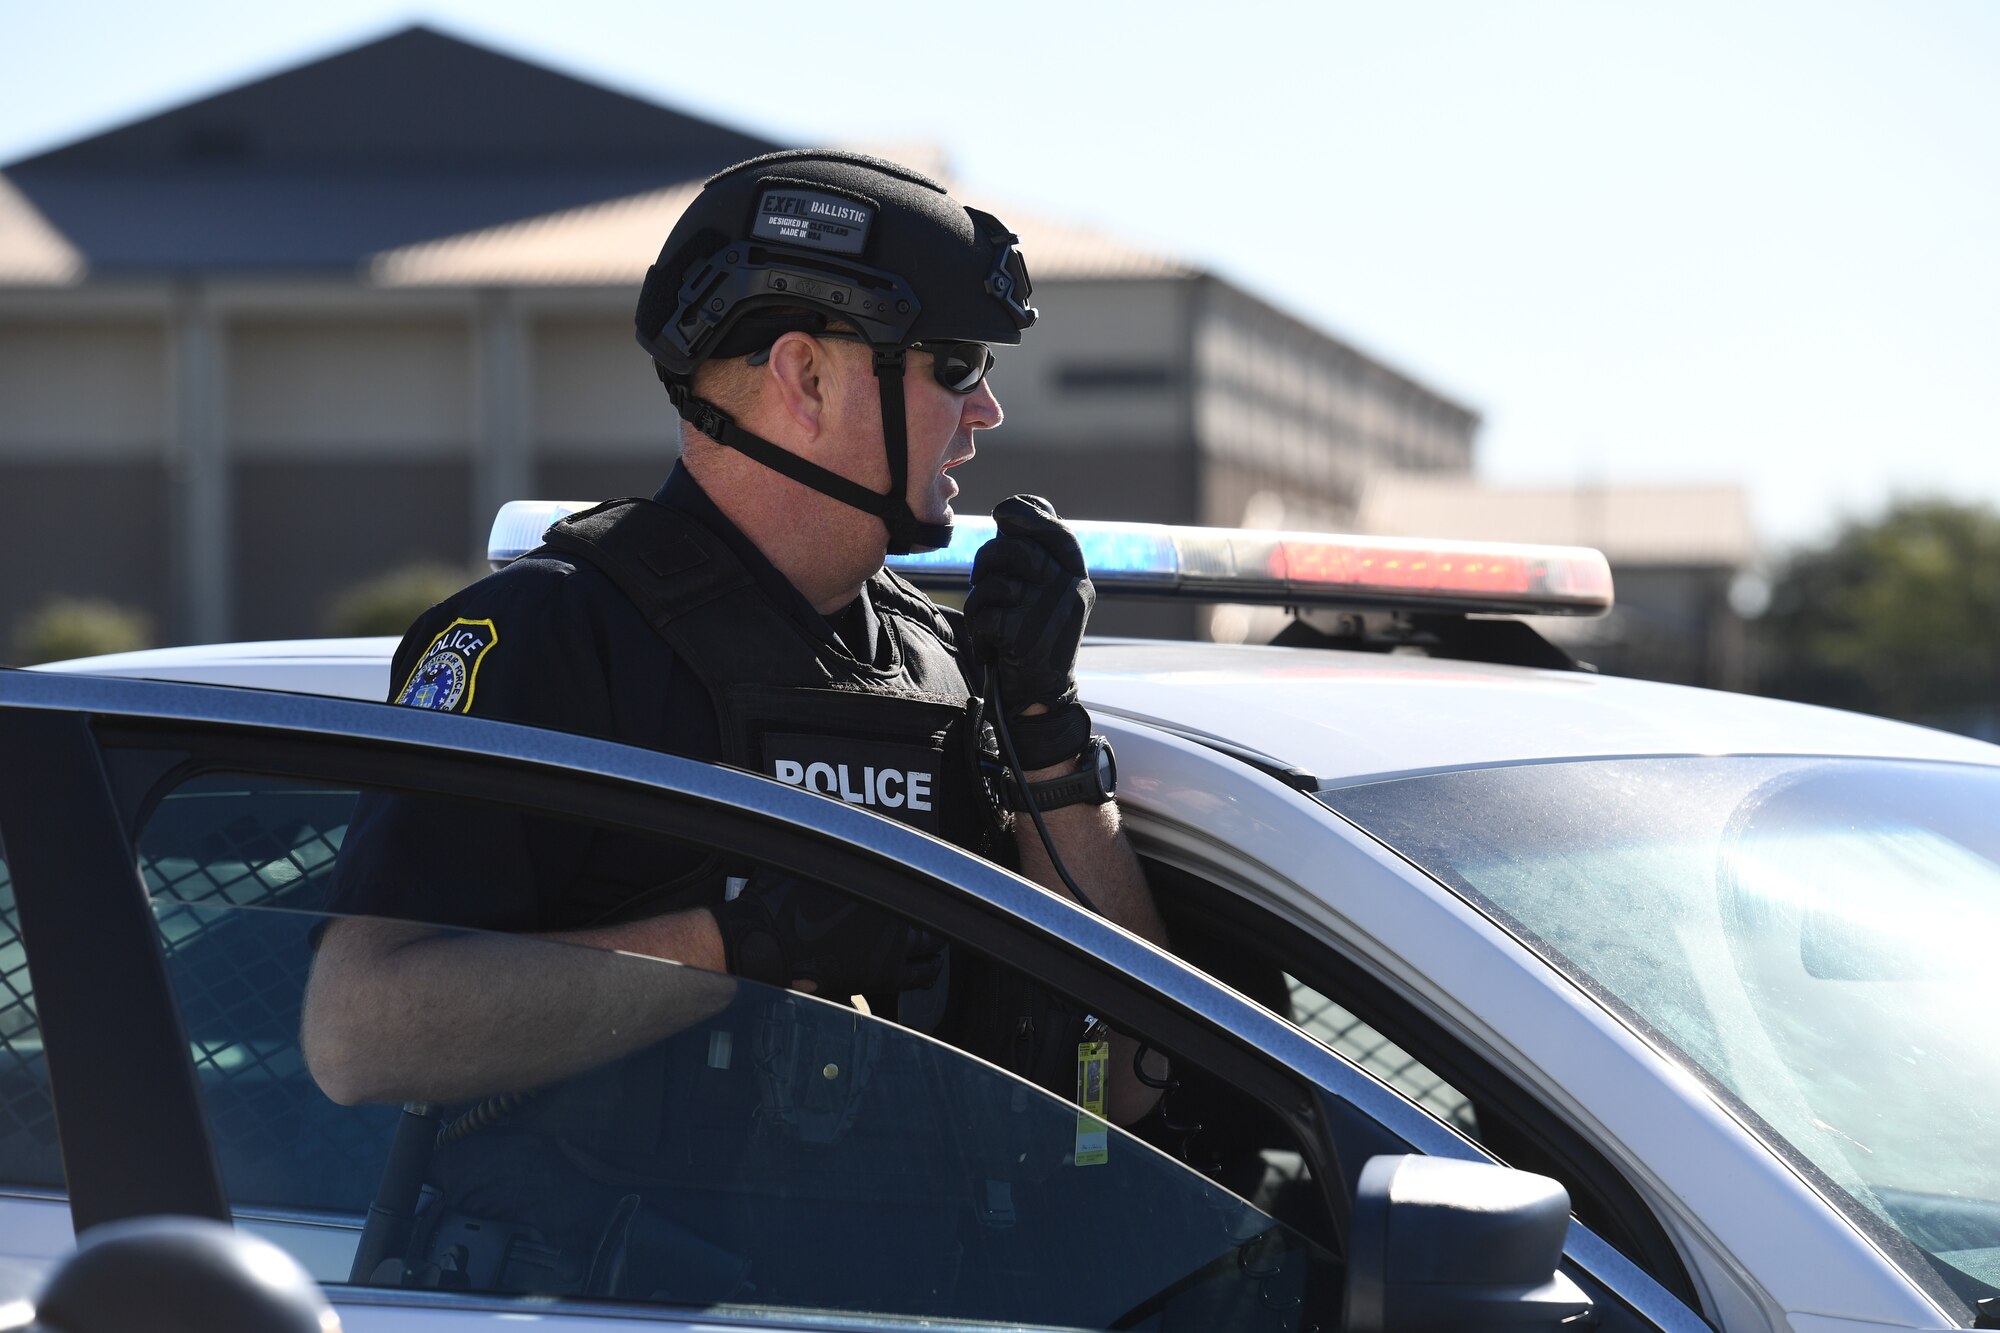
[714,870,944,997]
[965,496,1095,748]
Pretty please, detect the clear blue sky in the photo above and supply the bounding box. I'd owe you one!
[3,0,1995,551]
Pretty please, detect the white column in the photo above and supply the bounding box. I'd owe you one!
[168,281,229,644]
[471,289,531,559]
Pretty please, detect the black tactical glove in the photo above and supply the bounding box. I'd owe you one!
[965,495,1095,770]
[714,870,944,996]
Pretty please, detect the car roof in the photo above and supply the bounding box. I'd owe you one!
[1075,638,2000,784]
[32,634,2000,785]
[26,638,401,700]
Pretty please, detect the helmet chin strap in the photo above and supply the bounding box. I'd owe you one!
[668,350,952,557]
[867,348,954,555]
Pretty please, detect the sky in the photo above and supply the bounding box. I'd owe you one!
[2,0,1995,554]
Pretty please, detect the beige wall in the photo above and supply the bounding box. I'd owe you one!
[0,322,166,457]
[228,319,472,456]
[530,315,681,500]
[531,316,676,456]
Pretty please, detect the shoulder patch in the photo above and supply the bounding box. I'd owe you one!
[394,618,499,714]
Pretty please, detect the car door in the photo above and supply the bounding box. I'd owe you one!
[0,670,1703,1332]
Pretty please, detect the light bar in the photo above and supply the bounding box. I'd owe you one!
[488,501,597,569]
[888,520,1612,616]
[490,504,1613,617]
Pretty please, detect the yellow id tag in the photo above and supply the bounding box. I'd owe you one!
[1075,1037,1111,1166]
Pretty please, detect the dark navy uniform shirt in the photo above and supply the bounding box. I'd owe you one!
[329,464,889,933]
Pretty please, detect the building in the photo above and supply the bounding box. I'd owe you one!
[0,25,1479,650]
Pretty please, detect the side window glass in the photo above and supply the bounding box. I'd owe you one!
[1285,974,1479,1136]
[0,844,60,1191]
[134,772,1341,1328]
[1147,859,1699,1307]
[1146,858,1481,1139]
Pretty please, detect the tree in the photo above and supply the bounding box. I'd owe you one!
[1755,498,2000,729]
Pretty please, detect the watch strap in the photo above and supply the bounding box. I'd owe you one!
[1004,736,1114,812]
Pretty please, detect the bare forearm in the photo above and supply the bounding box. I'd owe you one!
[302,910,731,1106]
[1011,794,1162,945]
[552,904,726,971]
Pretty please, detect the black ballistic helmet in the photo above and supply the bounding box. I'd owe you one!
[635,150,1037,553]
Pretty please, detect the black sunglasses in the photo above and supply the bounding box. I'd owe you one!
[748,331,996,394]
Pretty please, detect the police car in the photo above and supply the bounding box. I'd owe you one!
[1,509,1995,1333]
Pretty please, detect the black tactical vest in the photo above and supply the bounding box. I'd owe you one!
[532,497,1007,860]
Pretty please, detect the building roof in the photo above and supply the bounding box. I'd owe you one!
[1357,477,1756,567]
[0,26,780,276]
[365,176,1199,288]
[0,174,83,285]
[0,25,1193,289]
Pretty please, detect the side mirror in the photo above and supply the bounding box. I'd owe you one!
[4,1215,337,1333]
[1345,1154,1594,1333]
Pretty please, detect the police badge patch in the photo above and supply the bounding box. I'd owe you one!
[395,618,498,714]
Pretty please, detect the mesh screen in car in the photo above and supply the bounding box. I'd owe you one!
[0,854,60,1190]
[139,780,398,1215]
[1286,978,1478,1135]
[0,780,403,1211]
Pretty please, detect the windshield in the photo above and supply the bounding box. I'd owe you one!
[1322,756,2000,1313]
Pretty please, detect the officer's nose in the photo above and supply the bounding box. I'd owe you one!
[963,378,1002,431]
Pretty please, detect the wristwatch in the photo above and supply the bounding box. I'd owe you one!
[1004,735,1117,812]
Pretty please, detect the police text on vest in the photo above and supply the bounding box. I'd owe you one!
[772,760,933,812]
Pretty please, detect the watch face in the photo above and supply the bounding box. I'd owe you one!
[1094,737,1116,794]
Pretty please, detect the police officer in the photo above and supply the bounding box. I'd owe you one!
[304,151,1166,1123]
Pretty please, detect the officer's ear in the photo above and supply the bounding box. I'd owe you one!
[762,330,841,441]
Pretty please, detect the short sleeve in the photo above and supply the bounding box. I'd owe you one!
[327,562,621,932]
[384,560,620,738]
